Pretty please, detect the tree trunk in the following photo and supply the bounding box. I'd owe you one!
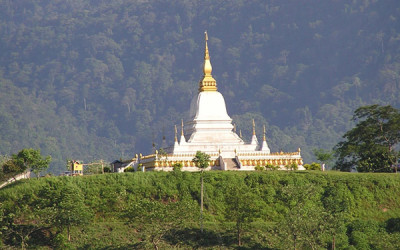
[68,225,71,242]
[237,226,241,246]
[200,173,204,232]
[332,235,335,250]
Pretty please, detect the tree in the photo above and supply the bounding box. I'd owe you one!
[192,151,210,232]
[39,183,93,242]
[3,205,44,250]
[276,184,341,249]
[223,180,263,246]
[125,199,197,250]
[13,149,51,178]
[334,105,400,172]
[313,148,333,170]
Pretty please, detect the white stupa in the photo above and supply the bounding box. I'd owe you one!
[127,32,303,171]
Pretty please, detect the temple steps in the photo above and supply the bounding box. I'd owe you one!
[224,158,239,170]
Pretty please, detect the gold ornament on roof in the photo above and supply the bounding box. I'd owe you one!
[174,125,178,142]
[263,125,266,141]
[252,119,256,136]
[199,31,217,92]
[181,119,184,136]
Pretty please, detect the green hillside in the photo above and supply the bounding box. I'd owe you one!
[1,171,400,249]
[0,0,399,173]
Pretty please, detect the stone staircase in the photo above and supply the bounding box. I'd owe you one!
[224,158,240,170]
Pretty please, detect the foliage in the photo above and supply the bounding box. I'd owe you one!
[123,166,134,172]
[313,148,334,169]
[223,178,265,246]
[304,162,321,170]
[335,105,400,172]
[285,162,298,171]
[192,151,211,170]
[125,198,197,249]
[13,149,52,178]
[265,163,279,170]
[172,162,182,172]
[0,171,400,248]
[254,165,265,171]
[1,149,51,182]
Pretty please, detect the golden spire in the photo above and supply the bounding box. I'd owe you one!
[199,31,217,92]
[239,129,242,138]
[263,125,266,141]
[181,119,184,136]
[233,123,236,133]
[174,125,178,142]
[252,119,256,136]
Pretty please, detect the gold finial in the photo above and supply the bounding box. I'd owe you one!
[233,123,236,133]
[199,31,217,92]
[174,125,178,142]
[252,119,256,136]
[181,119,184,136]
[263,125,266,141]
[239,129,242,138]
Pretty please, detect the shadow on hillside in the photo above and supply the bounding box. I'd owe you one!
[163,228,272,249]
[386,218,400,233]
[164,227,233,248]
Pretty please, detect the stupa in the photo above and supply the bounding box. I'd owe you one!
[124,32,303,172]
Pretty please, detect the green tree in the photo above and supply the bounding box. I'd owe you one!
[313,148,333,169]
[304,162,321,170]
[13,149,51,178]
[192,151,211,232]
[3,204,44,250]
[334,105,400,172]
[125,199,196,250]
[224,180,264,246]
[40,183,93,242]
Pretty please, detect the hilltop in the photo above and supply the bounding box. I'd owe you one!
[1,171,400,248]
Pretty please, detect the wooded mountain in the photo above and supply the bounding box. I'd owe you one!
[0,0,399,173]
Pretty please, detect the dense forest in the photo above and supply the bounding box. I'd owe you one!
[0,0,399,173]
[1,171,400,248]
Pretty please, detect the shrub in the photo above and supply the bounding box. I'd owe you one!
[254,165,265,171]
[285,163,298,171]
[304,162,321,170]
[265,164,279,171]
[173,163,183,171]
[124,166,134,172]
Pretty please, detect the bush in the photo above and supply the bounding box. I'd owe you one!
[254,165,265,171]
[285,163,298,171]
[265,164,279,171]
[124,166,134,172]
[173,163,183,171]
[304,162,321,170]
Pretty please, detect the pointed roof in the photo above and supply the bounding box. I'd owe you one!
[199,31,217,92]
[180,119,186,144]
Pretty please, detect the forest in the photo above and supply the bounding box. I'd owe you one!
[0,0,399,173]
[1,171,400,249]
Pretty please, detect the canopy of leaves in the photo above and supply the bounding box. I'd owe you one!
[1,171,400,249]
[334,105,400,172]
[192,151,211,169]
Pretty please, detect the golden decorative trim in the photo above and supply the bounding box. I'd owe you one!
[199,31,217,92]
